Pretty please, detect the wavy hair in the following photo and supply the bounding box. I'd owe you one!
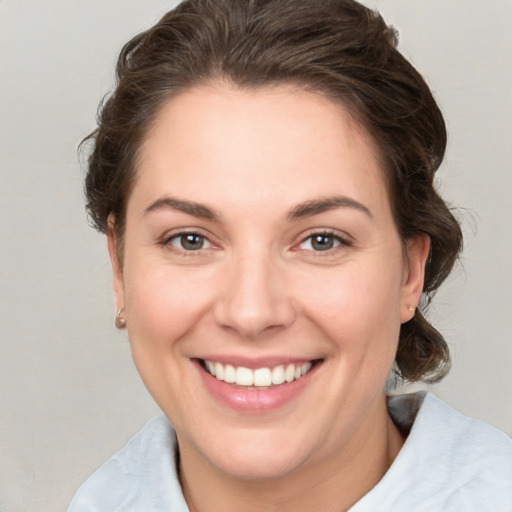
[82,0,463,383]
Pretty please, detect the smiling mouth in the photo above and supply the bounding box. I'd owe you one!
[199,359,321,389]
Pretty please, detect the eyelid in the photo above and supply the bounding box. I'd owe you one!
[293,229,353,252]
[169,233,213,250]
[158,227,219,252]
[157,227,352,255]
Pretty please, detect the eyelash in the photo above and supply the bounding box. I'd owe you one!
[159,230,214,255]
[295,230,352,254]
[159,229,352,255]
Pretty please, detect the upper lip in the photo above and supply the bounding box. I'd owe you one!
[193,355,321,369]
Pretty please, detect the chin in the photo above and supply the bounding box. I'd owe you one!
[213,447,308,481]
[191,424,316,481]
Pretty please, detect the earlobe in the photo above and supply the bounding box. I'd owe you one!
[107,216,125,314]
[400,235,430,323]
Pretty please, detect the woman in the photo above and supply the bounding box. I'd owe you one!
[69,0,512,510]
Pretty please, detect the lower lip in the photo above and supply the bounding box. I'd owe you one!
[194,360,320,413]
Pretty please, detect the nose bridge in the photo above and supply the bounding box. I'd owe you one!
[214,245,295,337]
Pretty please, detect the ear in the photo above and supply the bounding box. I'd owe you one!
[107,216,125,310]
[400,234,430,323]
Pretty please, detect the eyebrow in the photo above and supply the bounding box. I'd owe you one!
[287,196,372,220]
[144,196,219,220]
[143,194,371,222]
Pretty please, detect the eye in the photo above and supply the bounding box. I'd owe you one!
[168,233,212,251]
[298,232,347,252]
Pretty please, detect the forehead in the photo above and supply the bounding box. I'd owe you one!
[133,83,390,219]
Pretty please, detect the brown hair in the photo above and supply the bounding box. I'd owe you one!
[82,0,463,383]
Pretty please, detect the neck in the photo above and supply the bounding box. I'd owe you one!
[179,395,404,512]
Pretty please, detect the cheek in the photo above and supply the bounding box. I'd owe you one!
[297,258,404,355]
[124,266,213,346]
[121,264,216,413]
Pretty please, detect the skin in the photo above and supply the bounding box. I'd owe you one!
[108,83,429,512]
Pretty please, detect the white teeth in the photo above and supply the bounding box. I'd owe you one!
[206,361,215,376]
[271,365,285,385]
[301,362,312,376]
[285,364,295,383]
[224,364,236,383]
[214,362,224,381]
[236,366,253,386]
[204,360,315,387]
[254,368,272,387]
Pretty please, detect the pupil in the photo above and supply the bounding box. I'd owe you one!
[312,235,333,251]
[181,234,203,250]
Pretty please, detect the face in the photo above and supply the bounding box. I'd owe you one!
[109,84,427,481]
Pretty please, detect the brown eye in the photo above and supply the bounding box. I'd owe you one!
[311,234,335,251]
[169,233,210,251]
[299,232,346,252]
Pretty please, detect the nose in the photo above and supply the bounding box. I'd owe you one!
[213,252,296,339]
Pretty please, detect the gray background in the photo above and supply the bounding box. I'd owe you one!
[0,1,510,511]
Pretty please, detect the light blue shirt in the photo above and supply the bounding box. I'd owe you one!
[68,392,512,511]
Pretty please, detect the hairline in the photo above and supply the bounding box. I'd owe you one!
[113,77,401,254]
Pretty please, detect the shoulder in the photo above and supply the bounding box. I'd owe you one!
[67,413,188,512]
[390,391,512,457]
[352,392,512,512]
[397,392,512,468]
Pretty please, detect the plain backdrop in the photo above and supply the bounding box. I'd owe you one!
[1,1,511,511]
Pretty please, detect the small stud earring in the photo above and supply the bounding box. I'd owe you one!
[406,304,415,312]
[115,307,127,329]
